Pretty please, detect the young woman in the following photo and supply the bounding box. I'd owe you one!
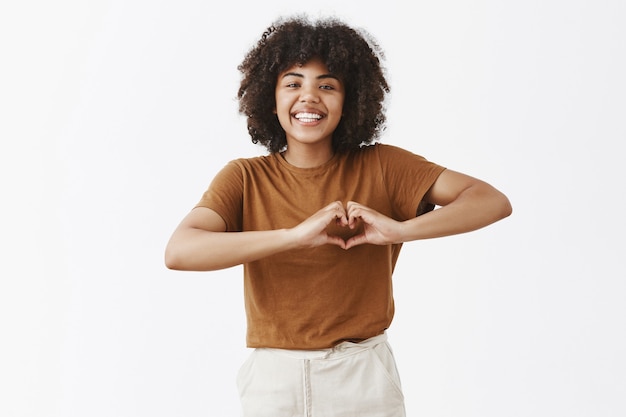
[165,15,512,417]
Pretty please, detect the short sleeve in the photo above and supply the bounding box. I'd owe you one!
[195,160,244,231]
[376,144,446,220]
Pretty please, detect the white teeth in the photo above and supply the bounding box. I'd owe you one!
[295,112,322,121]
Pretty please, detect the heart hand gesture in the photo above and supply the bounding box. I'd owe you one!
[290,201,402,250]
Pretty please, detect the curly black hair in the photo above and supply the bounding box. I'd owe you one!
[237,15,390,153]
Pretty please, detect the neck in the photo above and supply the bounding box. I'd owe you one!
[281,144,334,168]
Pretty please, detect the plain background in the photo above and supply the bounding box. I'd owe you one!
[1,0,624,416]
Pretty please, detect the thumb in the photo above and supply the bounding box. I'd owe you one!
[344,232,368,250]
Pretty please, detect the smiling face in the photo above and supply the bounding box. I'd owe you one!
[274,58,345,156]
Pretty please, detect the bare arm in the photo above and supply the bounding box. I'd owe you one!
[164,202,350,271]
[403,168,512,239]
[344,169,512,248]
[165,170,511,268]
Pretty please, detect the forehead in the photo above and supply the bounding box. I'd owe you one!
[279,58,332,76]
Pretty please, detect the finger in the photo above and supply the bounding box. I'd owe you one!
[332,211,348,227]
[329,201,348,225]
[326,235,347,249]
[347,206,364,228]
[344,232,368,249]
[346,200,360,214]
[330,200,345,211]
[335,216,348,227]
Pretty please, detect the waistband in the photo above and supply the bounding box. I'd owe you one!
[260,332,388,360]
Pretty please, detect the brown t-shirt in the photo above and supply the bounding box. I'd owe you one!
[196,143,446,349]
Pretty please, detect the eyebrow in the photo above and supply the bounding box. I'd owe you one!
[281,72,340,81]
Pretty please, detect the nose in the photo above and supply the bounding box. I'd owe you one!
[299,84,320,103]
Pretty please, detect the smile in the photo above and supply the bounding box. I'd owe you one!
[294,112,323,123]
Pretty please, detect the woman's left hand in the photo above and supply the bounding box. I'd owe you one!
[343,201,403,249]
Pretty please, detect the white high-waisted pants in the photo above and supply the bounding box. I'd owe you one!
[236,333,406,417]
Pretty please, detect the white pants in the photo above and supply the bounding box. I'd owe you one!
[236,333,406,417]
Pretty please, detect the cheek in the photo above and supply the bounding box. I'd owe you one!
[274,110,291,130]
[334,97,345,114]
[274,96,289,115]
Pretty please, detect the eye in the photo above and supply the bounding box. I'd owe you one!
[319,84,335,90]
